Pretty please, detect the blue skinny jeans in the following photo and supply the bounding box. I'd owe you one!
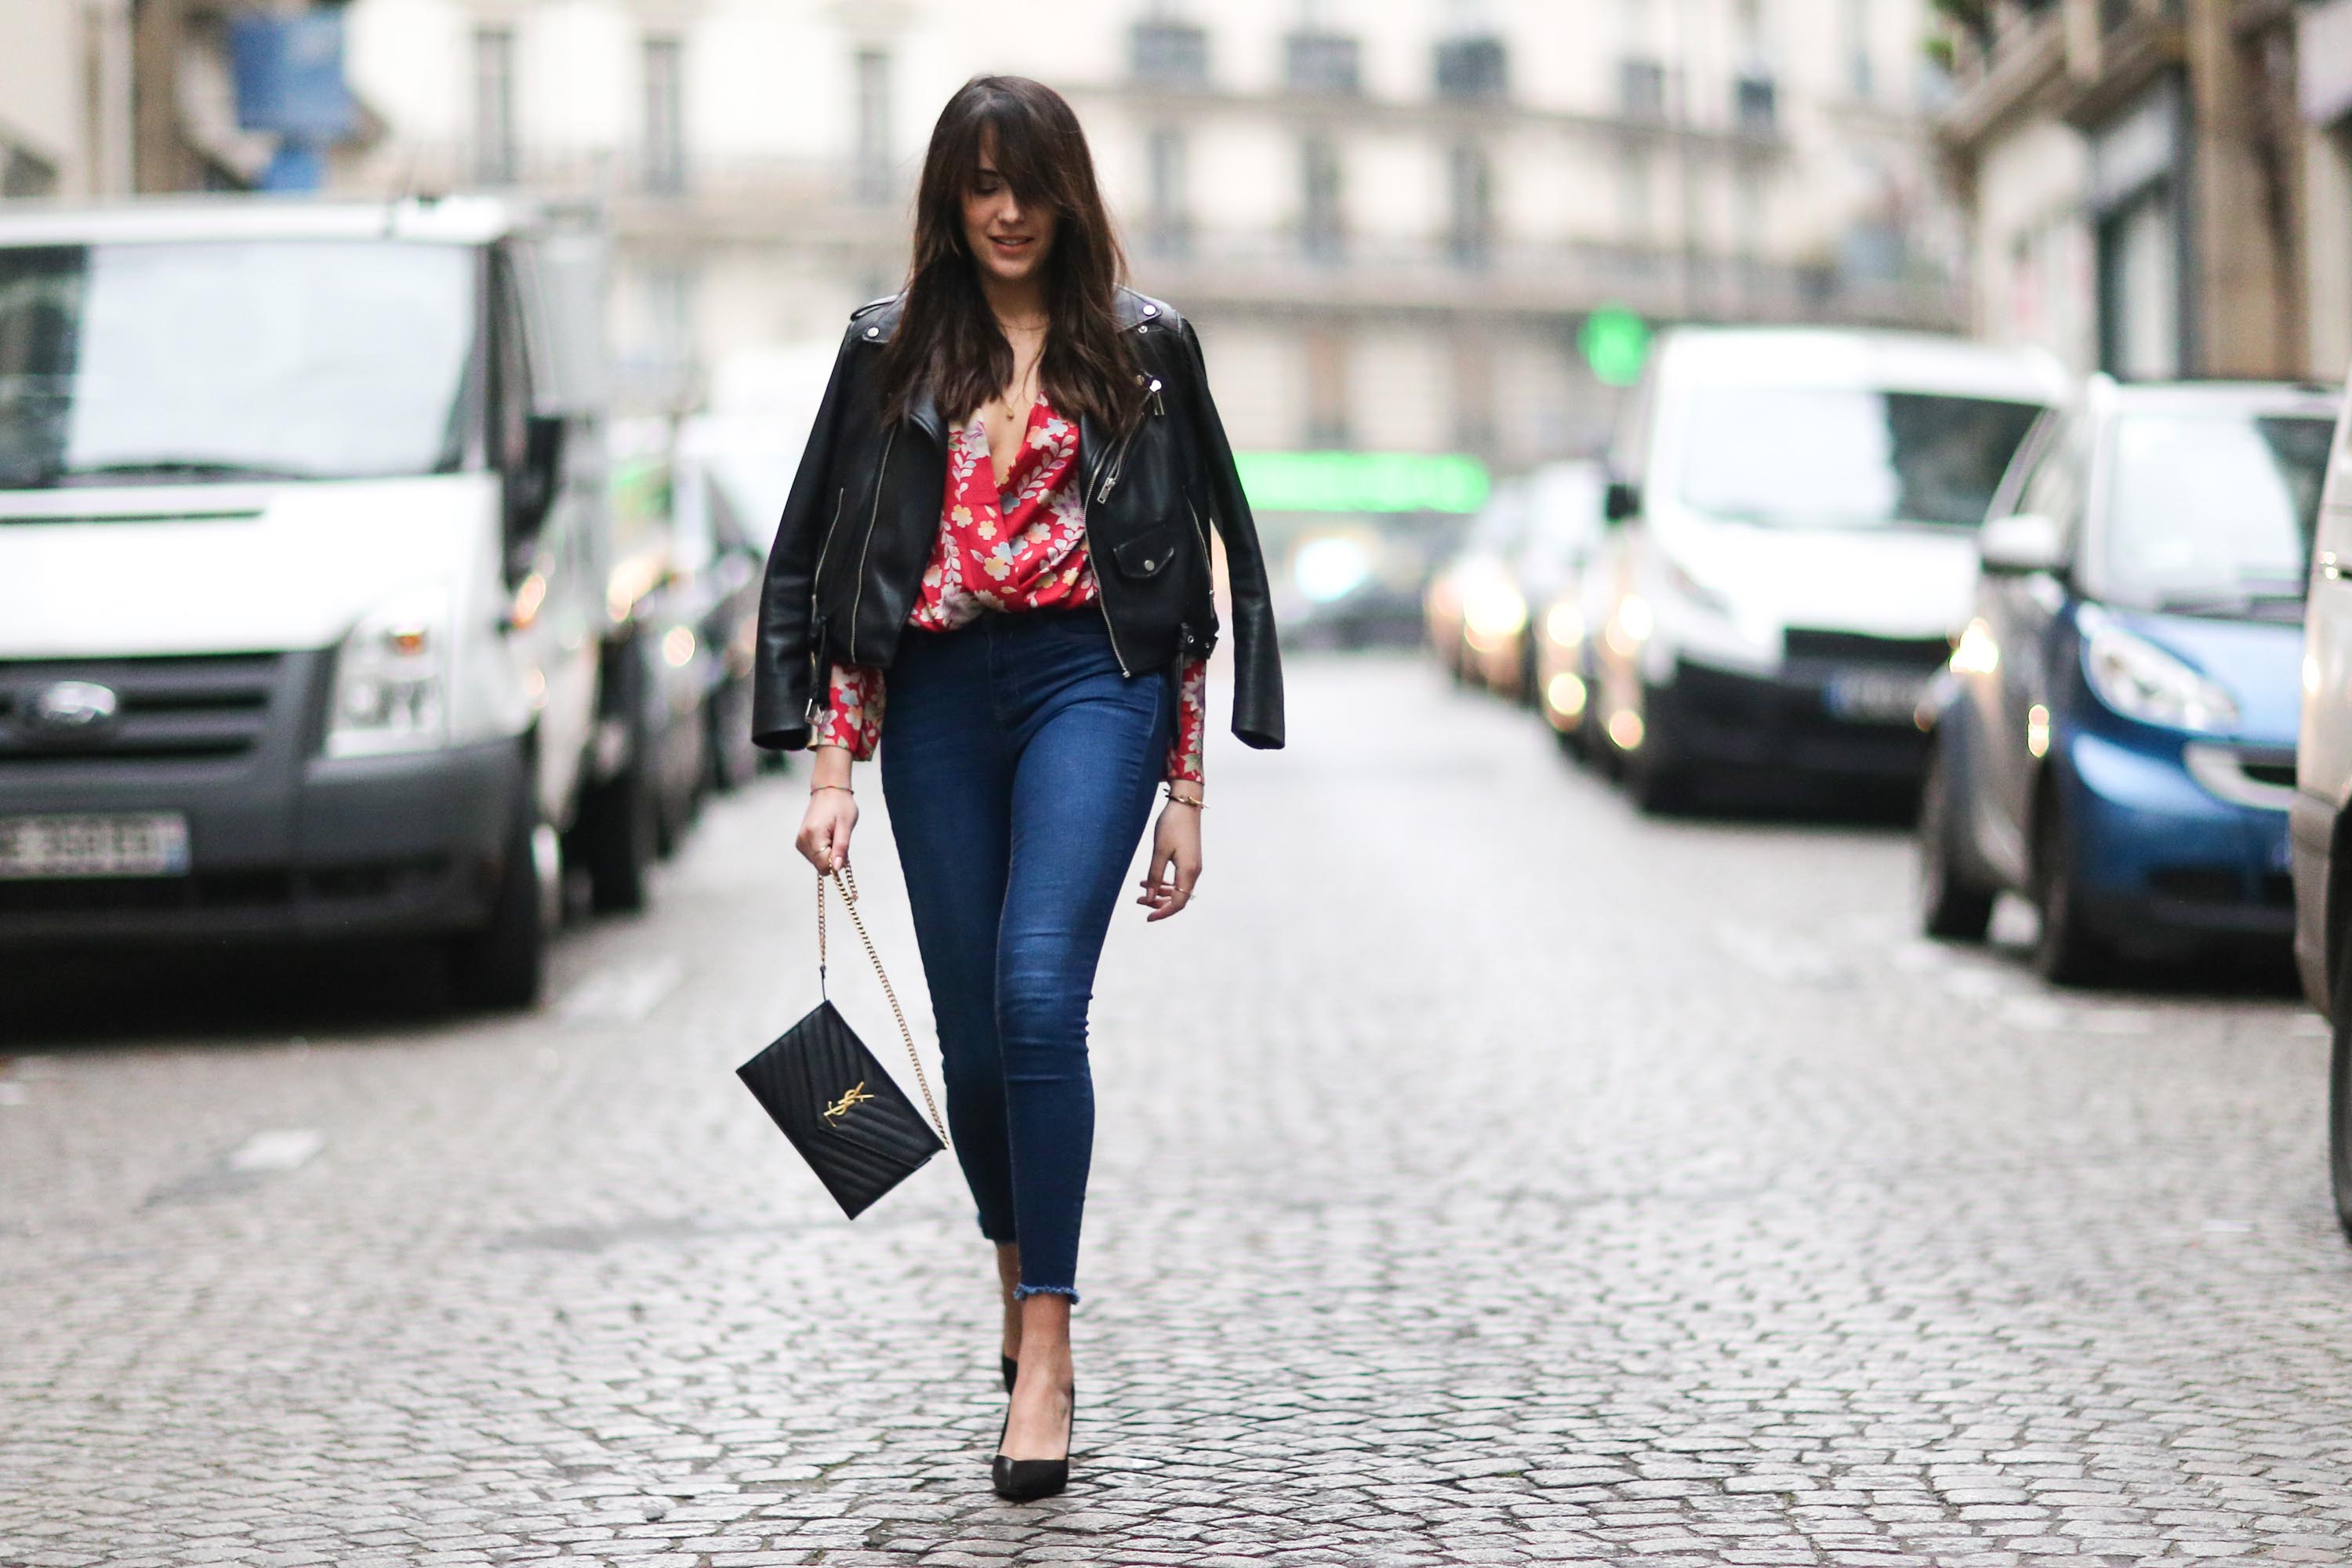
[877,605,1172,1303]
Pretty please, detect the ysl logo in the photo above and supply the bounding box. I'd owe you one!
[822,1080,874,1126]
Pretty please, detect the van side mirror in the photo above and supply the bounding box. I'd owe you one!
[1602,479,1641,524]
[1979,512,2063,575]
[505,414,567,559]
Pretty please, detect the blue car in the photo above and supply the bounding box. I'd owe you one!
[1917,377,2339,983]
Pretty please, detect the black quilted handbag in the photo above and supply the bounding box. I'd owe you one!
[736,865,948,1218]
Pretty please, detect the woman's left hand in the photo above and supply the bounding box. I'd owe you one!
[1138,799,1202,920]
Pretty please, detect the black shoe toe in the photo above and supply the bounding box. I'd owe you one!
[991,1454,1069,1501]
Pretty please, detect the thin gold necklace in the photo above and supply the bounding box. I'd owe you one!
[1000,356,1043,426]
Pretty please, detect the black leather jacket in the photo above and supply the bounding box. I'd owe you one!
[752,287,1283,754]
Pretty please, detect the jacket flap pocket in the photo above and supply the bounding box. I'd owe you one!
[1110,525,1178,579]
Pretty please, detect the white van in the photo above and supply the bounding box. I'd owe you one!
[0,196,656,1007]
[1584,326,2070,809]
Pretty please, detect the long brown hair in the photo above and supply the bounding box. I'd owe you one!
[880,76,1139,432]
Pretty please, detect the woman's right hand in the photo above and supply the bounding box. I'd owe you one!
[795,746,858,871]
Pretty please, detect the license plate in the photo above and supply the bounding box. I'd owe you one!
[0,813,191,879]
[1823,671,1931,724]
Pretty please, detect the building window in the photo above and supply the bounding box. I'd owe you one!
[1734,73,1777,132]
[1146,127,1191,258]
[1736,170,1766,269]
[646,263,695,373]
[1287,31,1361,96]
[1620,57,1667,120]
[1845,0,1873,98]
[1451,332,1495,455]
[1301,135,1344,262]
[853,48,891,205]
[473,27,518,186]
[1131,20,1209,86]
[1619,147,1653,243]
[642,35,685,194]
[1447,143,1493,268]
[1305,326,1349,447]
[2101,187,2180,377]
[1435,35,1508,103]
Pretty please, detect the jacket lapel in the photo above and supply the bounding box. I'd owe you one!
[1077,409,1103,502]
[908,385,945,447]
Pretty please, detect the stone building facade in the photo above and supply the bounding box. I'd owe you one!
[1938,0,2347,382]
[333,0,1965,463]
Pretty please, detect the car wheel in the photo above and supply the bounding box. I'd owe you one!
[1624,681,1688,814]
[2032,790,2110,985]
[1918,743,1995,942]
[1582,682,1621,775]
[449,800,549,1011]
[652,715,702,862]
[710,677,759,793]
[579,744,655,913]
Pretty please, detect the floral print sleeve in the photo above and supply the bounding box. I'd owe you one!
[1167,657,1207,785]
[815,662,884,760]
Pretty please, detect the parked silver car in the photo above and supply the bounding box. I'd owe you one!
[2287,367,2352,1243]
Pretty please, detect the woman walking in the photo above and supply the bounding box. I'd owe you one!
[750,75,1283,1501]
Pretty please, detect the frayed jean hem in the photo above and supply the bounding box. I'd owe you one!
[1011,1283,1080,1305]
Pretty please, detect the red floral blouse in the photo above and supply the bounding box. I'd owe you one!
[815,397,1208,784]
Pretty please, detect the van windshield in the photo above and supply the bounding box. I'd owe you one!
[1679,385,2042,528]
[0,240,476,489]
[2097,410,2334,610]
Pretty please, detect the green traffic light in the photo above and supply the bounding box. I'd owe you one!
[1581,307,1651,388]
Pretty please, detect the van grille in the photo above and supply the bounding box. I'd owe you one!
[1782,630,1954,671]
[0,655,284,764]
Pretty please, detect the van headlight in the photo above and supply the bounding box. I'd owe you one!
[2084,625,2238,733]
[327,588,450,757]
[1462,580,1529,645]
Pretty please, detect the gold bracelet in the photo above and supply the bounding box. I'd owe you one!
[810,782,854,797]
[1164,786,1205,809]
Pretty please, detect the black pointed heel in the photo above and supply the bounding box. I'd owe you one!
[991,1385,1075,1503]
[1000,1354,1018,1393]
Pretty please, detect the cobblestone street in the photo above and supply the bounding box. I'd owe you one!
[5,653,2350,1566]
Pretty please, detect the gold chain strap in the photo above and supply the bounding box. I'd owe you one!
[817,864,950,1148]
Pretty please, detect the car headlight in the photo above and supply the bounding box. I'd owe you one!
[2083,624,2238,733]
[327,587,450,757]
[1462,581,1529,644]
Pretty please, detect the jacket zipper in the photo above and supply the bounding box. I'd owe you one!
[1081,409,1138,677]
[1093,427,1135,503]
[847,428,895,662]
[814,485,848,587]
[1081,517,1134,677]
[1093,379,1163,504]
[804,486,848,720]
[1083,379,1174,677]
